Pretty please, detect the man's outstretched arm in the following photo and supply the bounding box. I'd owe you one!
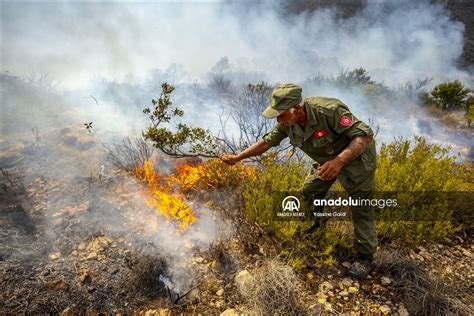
[221,140,272,165]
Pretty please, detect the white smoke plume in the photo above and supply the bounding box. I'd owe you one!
[2,1,470,89]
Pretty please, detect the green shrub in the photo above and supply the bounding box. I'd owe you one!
[430,80,472,111]
[375,136,471,242]
[335,67,374,88]
[240,155,352,268]
[418,91,434,107]
[238,137,472,265]
[466,97,474,127]
[241,155,307,239]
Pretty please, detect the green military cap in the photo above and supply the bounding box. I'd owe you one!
[262,83,302,118]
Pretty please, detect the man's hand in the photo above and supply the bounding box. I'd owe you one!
[220,140,272,165]
[220,154,241,165]
[319,158,344,180]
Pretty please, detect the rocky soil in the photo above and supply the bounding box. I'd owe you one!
[1,126,473,315]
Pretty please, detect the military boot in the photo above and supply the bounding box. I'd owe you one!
[348,253,373,279]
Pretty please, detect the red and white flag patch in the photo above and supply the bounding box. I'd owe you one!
[313,129,328,138]
[339,115,353,127]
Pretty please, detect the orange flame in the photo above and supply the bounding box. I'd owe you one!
[134,158,257,232]
[171,159,257,191]
[134,160,197,232]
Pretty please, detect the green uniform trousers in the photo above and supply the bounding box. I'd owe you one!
[302,158,377,256]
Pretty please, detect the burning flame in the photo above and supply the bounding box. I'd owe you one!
[173,162,208,191]
[134,158,257,232]
[135,160,197,232]
[171,159,257,191]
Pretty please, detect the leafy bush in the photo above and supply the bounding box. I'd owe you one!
[304,67,378,90]
[208,73,233,95]
[375,136,472,242]
[240,155,307,238]
[171,158,257,192]
[240,155,353,267]
[429,80,472,111]
[335,67,374,88]
[142,83,220,158]
[466,96,474,127]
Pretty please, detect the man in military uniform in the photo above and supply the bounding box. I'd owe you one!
[221,83,377,279]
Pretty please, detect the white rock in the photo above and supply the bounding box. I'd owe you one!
[379,305,391,315]
[86,252,97,260]
[339,290,349,297]
[316,291,328,303]
[323,302,333,312]
[216,288,224,296]
[48,252,61,260]
[342,261,351,268]
[235,270,254,292]
[380,276,392,286]
[60,307,73,316]
[341,277,353,287]
[399,304,410,316]
[348,286,358,294]
[220,309,238,316]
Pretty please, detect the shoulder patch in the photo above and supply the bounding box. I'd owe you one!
[339,116,353,127]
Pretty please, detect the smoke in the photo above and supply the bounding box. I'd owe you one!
[1,0,472,297]
[2,1,470,89]
[3,1,472,145]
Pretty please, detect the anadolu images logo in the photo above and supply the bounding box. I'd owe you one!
[282,195,300,212]
[278,195,304,218]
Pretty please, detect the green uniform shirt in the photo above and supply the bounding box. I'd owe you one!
[263,97,375,165]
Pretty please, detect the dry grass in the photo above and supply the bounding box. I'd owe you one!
[239,259,307,315]
[376,249,473,316]
[104,137,153,172]
[123,255,169,300]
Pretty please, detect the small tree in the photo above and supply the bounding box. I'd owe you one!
[335,67,374,88]
[466,96,474,127]
[142,83,220,158]
[222,82,274,149]
[219,82,296,161]
[401,77,433,99]
[430,80,472,111]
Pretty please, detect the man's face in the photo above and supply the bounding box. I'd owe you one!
[277,107,298,126]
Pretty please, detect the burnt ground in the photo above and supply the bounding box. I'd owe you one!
[0,141,172,313]
[1,126,473,315]
[0,126,262,314]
